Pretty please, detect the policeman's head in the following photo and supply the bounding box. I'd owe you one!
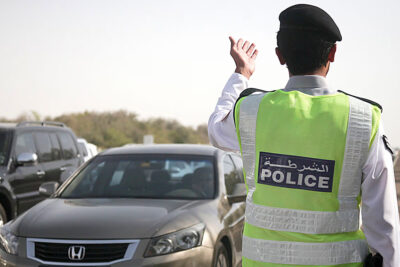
[275,4,341,76]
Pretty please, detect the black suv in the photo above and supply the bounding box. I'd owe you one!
[0,121,83,225]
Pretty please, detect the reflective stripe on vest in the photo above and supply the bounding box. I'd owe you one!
[245,201,359,234]
[338,97,372,210]
[238,93,371,234]
[238,93,265,193]
[242,236,369,265]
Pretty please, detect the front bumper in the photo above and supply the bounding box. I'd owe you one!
[0,238,214,267]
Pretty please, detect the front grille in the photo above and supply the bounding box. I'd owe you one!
[34,242,129,263]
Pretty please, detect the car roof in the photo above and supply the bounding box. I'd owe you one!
[100,144,221,157]
[0,121,74,135]
[0,121,70,132]
[0,122,18,129]
[77,138,88,143]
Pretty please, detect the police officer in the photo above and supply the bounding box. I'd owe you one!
[208,4,399,267]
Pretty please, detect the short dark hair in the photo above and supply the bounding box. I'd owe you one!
[277,30,335,75]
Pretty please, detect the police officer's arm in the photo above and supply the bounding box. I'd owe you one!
[208,73,248,151]
[361,122,400,267]
[208,37,258,152]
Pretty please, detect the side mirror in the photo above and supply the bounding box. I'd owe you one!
[227,183,247,204]
[16,153,38,166]
[39,182,59,197]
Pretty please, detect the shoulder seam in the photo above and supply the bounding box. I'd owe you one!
[233,88,275,126]
[338,90,383,113]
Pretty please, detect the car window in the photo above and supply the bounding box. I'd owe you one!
[224,155,238,195]
[231,154,244,183]
[164,159,205,179]
[14,132,36,156]
[78,143,88,157]
[0,130,12,166]
[49,133,61,160]
[59,155,215,200]
[35,132,53,162]
[109,161,130,185]
[58,132,77,159]
[74,161,105,192]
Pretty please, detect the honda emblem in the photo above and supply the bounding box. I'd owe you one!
[68,245,85,261]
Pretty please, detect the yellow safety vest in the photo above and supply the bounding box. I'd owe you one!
[234,89,381,266]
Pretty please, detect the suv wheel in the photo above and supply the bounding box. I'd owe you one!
[213,241,229,267]
[0,203,7,226]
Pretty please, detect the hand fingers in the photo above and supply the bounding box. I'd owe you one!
[251,49,259,59]
[237,38,243,49]
[242,41,250,51]
[246,43,256,56]
[229,36,236,48]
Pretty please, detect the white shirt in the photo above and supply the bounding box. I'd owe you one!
[208,73,400,267]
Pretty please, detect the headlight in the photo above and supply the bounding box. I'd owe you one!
[144,223,205,257]
[0,224,19,255]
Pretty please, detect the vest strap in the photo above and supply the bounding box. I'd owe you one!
[242,236,368,265]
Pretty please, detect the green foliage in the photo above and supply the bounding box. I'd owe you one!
[48,110,209,149]
[1,110,209,149]
[1,111,43,122]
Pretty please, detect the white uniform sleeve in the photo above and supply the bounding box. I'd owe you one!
[208,73,248,152]
[361,121,400,267]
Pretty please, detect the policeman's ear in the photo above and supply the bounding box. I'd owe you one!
[327,44,337,63]
[275,47,286,65]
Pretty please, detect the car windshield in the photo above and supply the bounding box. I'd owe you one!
[0,131,12,166]
[59,154,216,199]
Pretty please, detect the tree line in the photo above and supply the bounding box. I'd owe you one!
[1,110,209,149]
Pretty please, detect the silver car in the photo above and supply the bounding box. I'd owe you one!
[0,144,246,267]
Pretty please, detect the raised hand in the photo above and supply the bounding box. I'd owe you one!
[229,36,258,79]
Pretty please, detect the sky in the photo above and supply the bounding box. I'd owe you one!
[0,0,399,147]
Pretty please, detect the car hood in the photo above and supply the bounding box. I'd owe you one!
[10,198,213,239]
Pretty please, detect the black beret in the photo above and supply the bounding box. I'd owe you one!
[279,4,342,42]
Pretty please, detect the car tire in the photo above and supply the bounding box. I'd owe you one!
[0,203,7,226]
[213,241,230,267]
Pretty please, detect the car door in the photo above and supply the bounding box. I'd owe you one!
[223,154,246,259]
[8,131,45,214]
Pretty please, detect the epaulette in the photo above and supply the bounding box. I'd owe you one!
[338,90,383,113]
[233,88,274,126]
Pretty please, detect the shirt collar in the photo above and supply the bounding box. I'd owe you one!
[283,75,336,96]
